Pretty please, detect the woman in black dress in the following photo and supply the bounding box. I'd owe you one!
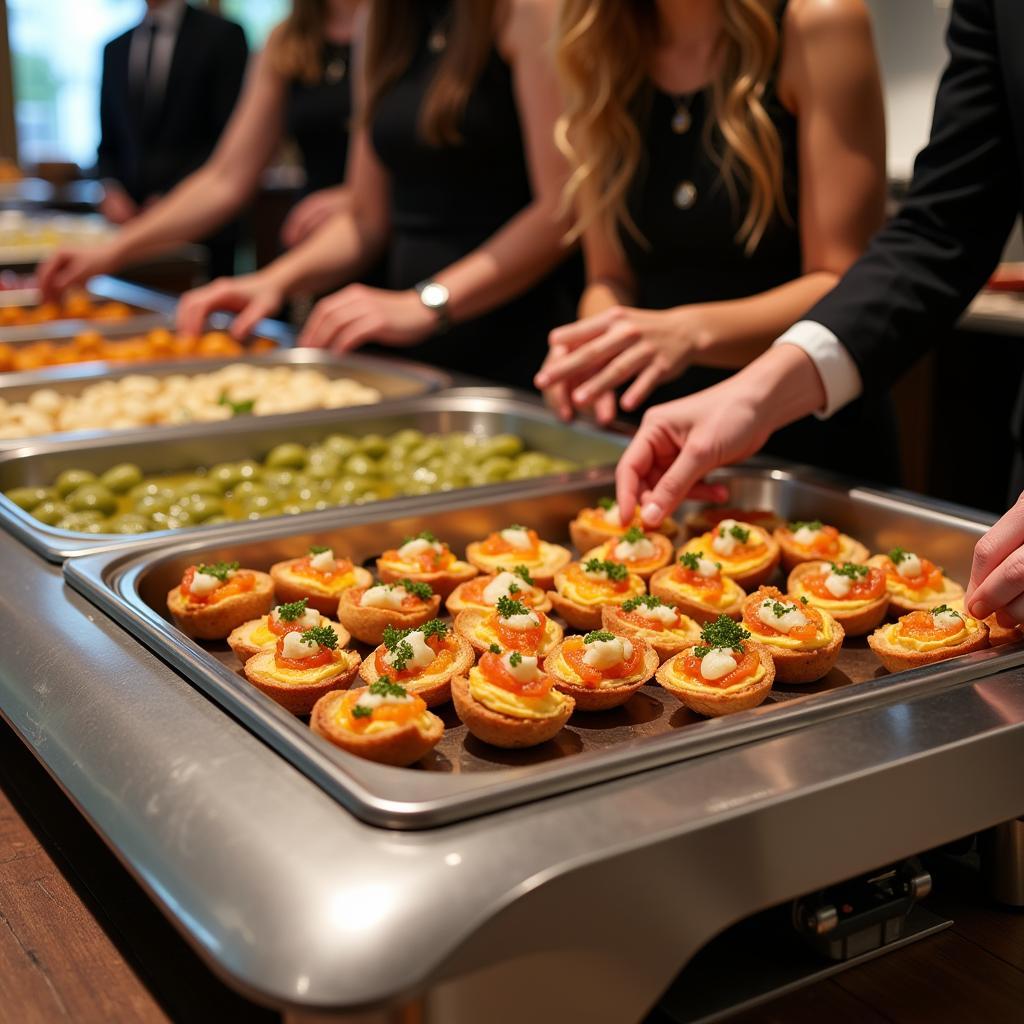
[40,0,362,295]
[535,0,898,482]
[177,0,578,389]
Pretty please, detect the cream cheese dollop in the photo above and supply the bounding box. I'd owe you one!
[792,525,821,546]
[758,598,808,634]
[614,536,657,561]
[896,552,923,578]
[499,527,532,550]
[399,537,442,559]
[190,569,229,596]
[281,632,321,659]
[355,690,414,712]
[700,648,737,680]
[502,652,542,683]
[361,584,406,610]
[824,572,852,598]
[932,608,962,630]
[483,571,523,604]
[633,603,678,625]
[499,610,541,631]
[309,548,337,573]
[695,556,720,578]
[582,636,633,669]
[383,629,435,671]
[271,605,320,630]
[712,519,742,557]
[601,503,623,527]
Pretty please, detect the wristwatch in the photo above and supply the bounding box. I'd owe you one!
[414,279,451,334]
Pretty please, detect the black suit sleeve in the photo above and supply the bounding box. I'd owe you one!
[205,22,248,140]
[804,0,1021,392]
[95,41,120,183]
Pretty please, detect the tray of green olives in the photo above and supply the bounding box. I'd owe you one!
[0,390,627,562]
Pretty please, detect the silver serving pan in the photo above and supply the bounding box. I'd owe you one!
[64,462,1023,830]
[0,390,626,561]
[0,348,452,444]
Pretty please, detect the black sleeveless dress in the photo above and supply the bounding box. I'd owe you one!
[622,10,899,485]
[369,4,579,388]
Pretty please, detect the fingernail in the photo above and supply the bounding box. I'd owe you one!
[969,600,990,619]
[642,502,663,524]
[573,389,589,403]
[535,374,548,387]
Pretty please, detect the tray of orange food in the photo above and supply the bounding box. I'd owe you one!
[63,460,1024,829]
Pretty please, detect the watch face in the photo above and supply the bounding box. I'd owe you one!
[420,283,449,309]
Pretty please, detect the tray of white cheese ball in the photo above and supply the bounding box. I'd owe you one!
[63,461,1024,829]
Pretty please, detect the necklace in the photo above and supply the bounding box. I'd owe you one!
[427,14,449,54]
[670,91,697,135]
[324,54,347,84]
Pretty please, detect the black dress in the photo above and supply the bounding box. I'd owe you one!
[369,4,578,388]
[622,10,900,485]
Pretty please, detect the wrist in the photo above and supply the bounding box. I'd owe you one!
[736,344,826,430]
[677,304,717,358]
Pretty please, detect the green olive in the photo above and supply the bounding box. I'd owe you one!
[187,495,225,522]
[359,433,389,458]
[262,468,297,490]
[483,434,525,459]
[410,440,444,464]
[265,443,308,470]
[323,434,358,458]
[33,500,71,525]
[236,460,263,481]
[389,428,423,451]
[165,503,198,525]
[345,453,379,478]
[306,452,341,480]
[100,463,143,494]
[479,455,515,479]
[66,483,117,515]
[55,469,97,498]
[232,480,270,500]
[177,477,222,499]
[5,486,52,511]
[203,515,233,526]
[242,493,275,513]
[133,492,174,515]
[128,480,165,502]
[281,502,304,515]
[106,513,152,534]
[209,462,244,491]
[57,510,105,532]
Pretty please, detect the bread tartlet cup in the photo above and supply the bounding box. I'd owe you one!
[678,518,780,591]
[787,560,889,636]
[376,532,477,600]
[601,595,701,663]
[451,651,575,748]
[445,568,552,616]
[337,579,441,646]
[867,606,989,673]
[243,627,361,715]
[683,506,783,540]
[227,598,349,664]
[581,527,674,581]
[167,562,274,640]
[649,552,746,624]
[985,613,1023,647]
[358,621,474,708]
[773,520,869,573]
[739,586,844,685]
[866,550,965,614]
[543,633,659,711]
[310,683,444,767]
[569,498,677,556]
[547,559,647,632]
[464,526,571,590]
[269,545,373,615]
[454,604,564,657]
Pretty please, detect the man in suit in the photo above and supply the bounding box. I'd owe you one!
[615,0,1024,623]
[97,0,248,275]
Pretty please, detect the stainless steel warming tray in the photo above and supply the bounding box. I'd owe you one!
[64,462,1024,830]
[0,391,626,561]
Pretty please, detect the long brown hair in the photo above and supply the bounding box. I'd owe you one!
[557,0,787,255]
[362,0,499,146]
[268,0,328,86]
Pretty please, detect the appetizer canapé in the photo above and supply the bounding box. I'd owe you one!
[243,624,361,714]
[786,560,889,636]
[454,595,563,657]
[167,560,274,639]
[227,597,349,663]
[547,558,646,632]
[985,613,1023,647]
[868,604,988,672]
[337,578,441,646]
[269,545,372,615]
[656,614,775,717]
[311,676,444,766]
[866,548,965,613]
[774,520,869,572]
[376,531,477,599]
[569,497,677,554]
[601,594,701,662]
[452,649,574,748]
[678,518,780,590]
[358,619,474,707]
[464,525,570,589]
[581,525,674,580]
[740,586,843,684]
[445,565,552,615]
[650,550,746,623]
[543,631,658,711]
[683,506,782,539]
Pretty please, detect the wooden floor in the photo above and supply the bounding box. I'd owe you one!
[2,715,1023,1024]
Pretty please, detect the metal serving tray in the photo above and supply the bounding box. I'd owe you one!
[64,463,1024,830]
[0,348,452,444]
[0,391,625,561]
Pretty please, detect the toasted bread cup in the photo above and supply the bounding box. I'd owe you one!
[684,507,783,540]
[600,603,701,662]
[739,587,844,685]
[543,636,659,711]
[649,565,746,624]
[336,586,442,646]
[678,524,781,591]
[865,553,966,614]
[227,613,349,665]
[773,524,869,574]
[985,613,1023,647]
[167,569,274,640]
[269,558,372,615]
[451,672,574,749]
[243,647,361,715]
[787,561,889,636]
[358,632,475,707]
[310,687,444,766]
[580,532,674,581]
[568,503,677,555]
[656,643,775,717]
[465,535,571,590]
[867,614,989,673]
[454,607,563,657]
[547,563,647,632]
[376,553,478,600]
[445,572,552,615]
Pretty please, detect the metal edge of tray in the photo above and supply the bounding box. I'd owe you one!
[0,391,627,562]
[0,312,170,344]
[63,462,1024,830]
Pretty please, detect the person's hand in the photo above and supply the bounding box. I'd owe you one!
[99,183,138,225]
[964,492,1024,624]
[176,272,284,339]
[37,243,120,300]
[535,305,709,425]
[298,285,438,351]
[280,187,350,249]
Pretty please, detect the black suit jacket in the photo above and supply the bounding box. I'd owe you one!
[805,0,1024,395]
[97,3,248,203]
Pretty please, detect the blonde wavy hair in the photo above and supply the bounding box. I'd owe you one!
[268,0,329,87]
[556,0,788,255]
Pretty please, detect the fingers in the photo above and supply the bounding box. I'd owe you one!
[572,344,651,406]
[231,294,277,340]
[335,315,380,352]
[594,390,618,426]
[536,323,634,389]
[965,544,1024,620]
[544,307,620,355]
[298,292,358,349]
[641,441,714,527]
[37,254,67,300]
[616,424,664,524]
[543,381,574,422]
[965,494,1024,615]
[176,290,213,337]
[621,362,668,412]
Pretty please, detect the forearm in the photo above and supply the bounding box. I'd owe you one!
[579,278,634,318]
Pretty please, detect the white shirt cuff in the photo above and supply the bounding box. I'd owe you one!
[772,320,863,419]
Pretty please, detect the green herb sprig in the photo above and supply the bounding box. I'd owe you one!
[789,519,823,533]
[496,595,530,620]
[196,560,239,582]
[622,594,668,612]
[829,562,869,580]
[584,630,615,644]
[720,523,751,544]
[300,625,339,650]
[399,578,434,600]
[275,598,309,621]
[693,614,750,658]
[583,558,629,582]
[512,565,535,586]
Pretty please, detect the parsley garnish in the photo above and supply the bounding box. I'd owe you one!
[309,544,330,555]
[583,558,629,582]
[301,625,338,650]
[931,604,961,619]
[597,497,616,510]
[399,578,433,600]
[800,595,809,604]
[889,547,910,564]
[351,676,407,719]
[679,551,702,571]
[830,562,869,579]
[622,526,646,544]
[512,565,535,586]
[352,704,373,719]
[767,599,798,618]
[275,598,309,621]
[790,519,822,533]
[488,643,502,654]
[505,523,527,532]
[720,523,750,544]
[693,614,750,658]
[218,392,254,416]
[584,630,615,644]
[496,595,530,619]
[622,594,667,612]
[402,530,438,545]
[419,618,449,640]
[196,561,238,582]
[508,651,523,667]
